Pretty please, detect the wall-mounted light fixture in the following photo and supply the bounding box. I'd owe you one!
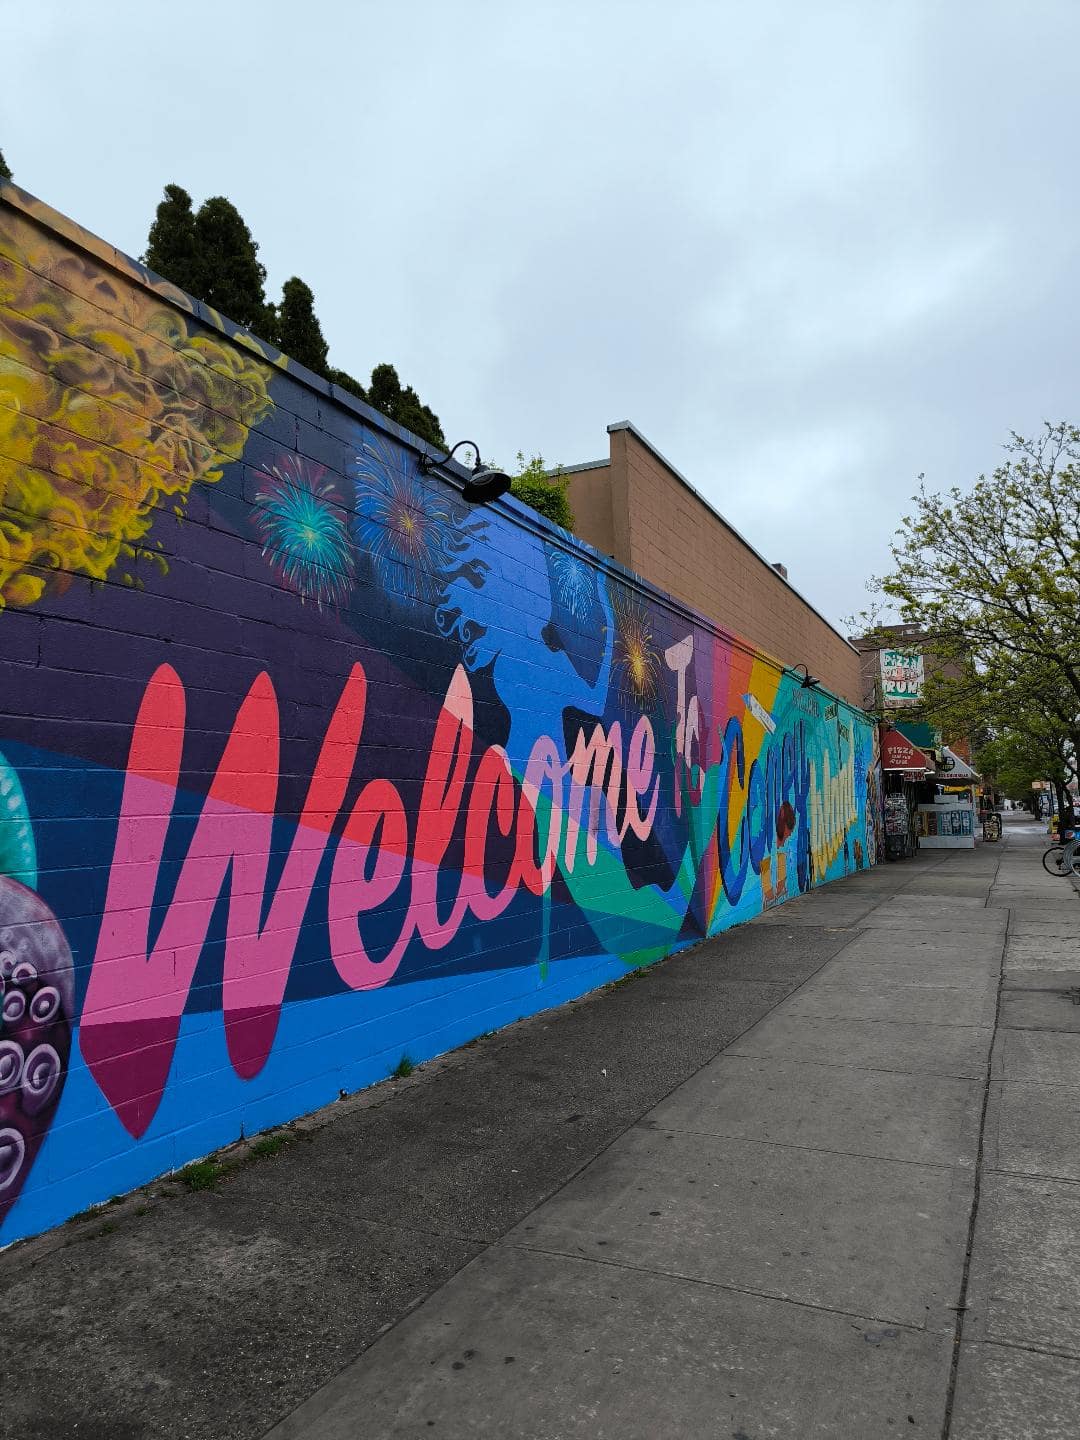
[791,663,821,690]
[417,440,511,504]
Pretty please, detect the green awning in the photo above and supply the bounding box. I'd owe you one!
[894,720,940,750]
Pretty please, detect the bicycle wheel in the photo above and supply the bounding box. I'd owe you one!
[1043,846,1067,876]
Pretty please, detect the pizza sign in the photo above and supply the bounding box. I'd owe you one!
[880,648,924,704]
[881,728,931,772]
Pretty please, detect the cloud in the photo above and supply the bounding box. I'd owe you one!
[4,0,1080,627]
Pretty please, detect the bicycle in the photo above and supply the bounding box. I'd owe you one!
[1042,835,1080,877]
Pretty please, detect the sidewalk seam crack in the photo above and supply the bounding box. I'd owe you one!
[941,843,1009,1439]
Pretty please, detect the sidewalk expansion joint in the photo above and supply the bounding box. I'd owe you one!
[941,845,1009,1440]
[980,1164,1080,1189]
[723,1052,985,1080]
[640,1122,969,1171]
[967,1334,1080,1365]
[501,1237,940,1334]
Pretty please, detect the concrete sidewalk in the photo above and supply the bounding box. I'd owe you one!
[6,818,1077,1439]
[266,817,1080,1440]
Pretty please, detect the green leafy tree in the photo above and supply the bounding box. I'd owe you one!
[877,422,1080,710]
[276,276,329,376]
[142,184,201,295]
[510,453,574,529]
[0,149,12,181]
[977,729,1071,801]
[863,421,1080,824]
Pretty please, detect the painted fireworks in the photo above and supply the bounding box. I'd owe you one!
[612,586,661,704]
[546,544,602,628]
[251,456,355,608]
[353,435,472,604]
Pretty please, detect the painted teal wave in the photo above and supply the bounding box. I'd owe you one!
[0,752,36,889]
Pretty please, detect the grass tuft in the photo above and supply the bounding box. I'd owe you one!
[391,1054,415,1079]
[610,965,650,989]
[179,1160,226,1192]
[250,1133,291,1161]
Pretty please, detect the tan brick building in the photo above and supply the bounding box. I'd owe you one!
[564,421,863,704]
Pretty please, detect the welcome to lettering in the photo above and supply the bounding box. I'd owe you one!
[79,661,661,1137]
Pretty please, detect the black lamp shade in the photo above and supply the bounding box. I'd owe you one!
[462,465,512,504]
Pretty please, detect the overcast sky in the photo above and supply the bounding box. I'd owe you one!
[5,1,1078,628]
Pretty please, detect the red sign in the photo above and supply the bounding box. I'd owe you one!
[881,728,932,772]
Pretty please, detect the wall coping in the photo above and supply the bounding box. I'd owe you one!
[0,179,869,720]
[557,458,609,476]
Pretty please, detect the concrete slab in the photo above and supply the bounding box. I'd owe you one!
[644,1054,984,1167]
[991,1027,1080,1086]
[990,902,1079,923]
[264,1246,956,1440]
[989,897,1079,915]
[1002,970,1080,992]
[950,1342,1080,1440]
[861,910,1008,936]
[728,1012,993,1078]
[903,878,992,895]
[868,896,991,914]
[999,989,1080,1033]
[966,1173,1080,1356]
[508,1125,972,1329]
[1011,918,1080,940]
[773,980,997,1027]
[822,952,1000,991]
[1006,934,1080,968]
[753,910,868,930]
[675,935,863,987]
[831,932,992,962]
[985,1080,1080,1181]
[0,1206,483,1440]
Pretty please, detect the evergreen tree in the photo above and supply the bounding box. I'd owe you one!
[139,187,446,439]
[367,362,403,418]
[276,276,329,376]
[0,149,11,181]
[142,184,200,294]
[367,363,445,448]
[396,385,446,449]
[191,196,274,335]
[328,367,367,401]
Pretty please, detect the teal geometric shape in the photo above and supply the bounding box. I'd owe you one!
[0,751,36,889]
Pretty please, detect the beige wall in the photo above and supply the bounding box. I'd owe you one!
[566,424,863,705]
[562,462,617,558]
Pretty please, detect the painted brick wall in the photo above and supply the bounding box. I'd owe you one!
[566,425,864,704]
[0,182,879,1245]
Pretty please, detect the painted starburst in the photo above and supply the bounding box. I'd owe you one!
[353,434,474,603]
[612,587,661,703]
[546,544,600,626]
[251,456,355,608]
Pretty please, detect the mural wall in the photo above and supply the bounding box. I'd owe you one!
[0,185,878,1244]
